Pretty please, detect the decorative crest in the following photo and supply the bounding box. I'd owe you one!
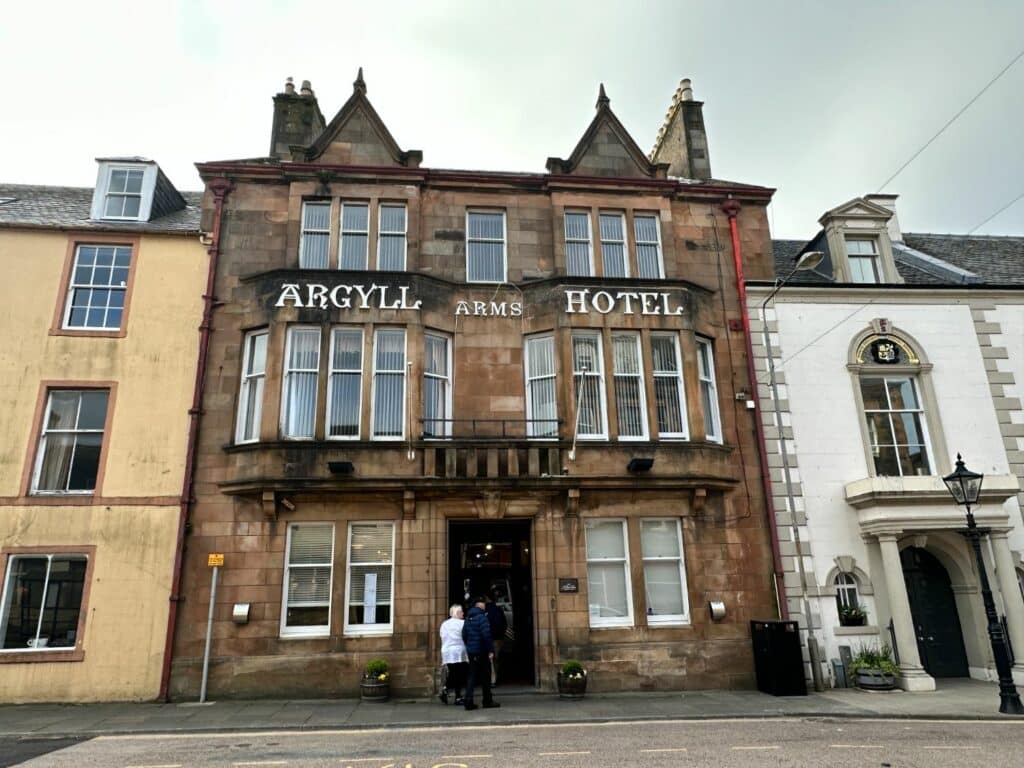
[596,83,609,109]
[354,66,366,94]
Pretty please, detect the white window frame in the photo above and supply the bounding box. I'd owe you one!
[31,389,109,495]
[611,332,648,441]
[585,519,634,629]
[376,203,408,271]
[299,201,331,269]
[564,210,594,277]
[835,572,860,611]
[280,523,334,639]
[525,334,558,440]
[696,336,722,443]
[0,553,89,652]
[370,328,408,441]
[235,330,268,444]
[343,521,396,637]
[860,375,933,477]
[466,210,507,283]
[651,333,689,440]
[634,213,665,279]
[102,167,145,221]
[641,518,690,626]
[845,236,881,284]
[572,332,609,440]
[340,202,370,270]
[281,326,321,440]
[62,244,132,330]
[423,331,453,439]
[326,326,364,441]
[598,211,630,278]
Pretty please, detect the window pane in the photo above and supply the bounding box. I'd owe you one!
[379,205,406,232]
[36,434,75,491]
[566,242,591,276]
[468,212,504,239]
[849,257,878,283]
[613,336,643,438]
[284,373,317,438]
[47,392,80,430]
[634,215,658,243]
[893,412,925,446]
[286,606,329,627]
[425,335,447,376]
[866,412,896,447]
[373,375,403,436]
[641,520,680,558]
[599,213,624,241]
[572,336,601,373]
[612,335,639,374]
[77,391,109,430]
[846,238,877,255]
[467,241,504,282]
[529,379,557,437]
[340,234,368,269]
[109,170,127,193]
[124,170,144,194]
[587,562,629,618]
[288,567,332,603]
[378,234,406,271]
[123,197,140,218]
[248,333,268,375]
[899,444,931,475]
[860,378,887,410]
[565,212,589,240]
[887,379,919,410]
[349,565,394,602]
[289,329,320,369]
[341,203,368,231]
[37,558,87,648]
[328,374,360,437]
[586,521,625,559]
[289,524,333,565]
[644,561,684,616]
[375,330,405,370]
[602,243,626,277]
[349,525,394,568]
[872,446,902,476]
[651,337,678,372]
[637,244,661,279]
[300,203,330,269]
[304,202,330,230]
[527,337,555,378]
[66,434,102,491]
[655,379,684,434]
[2,557,48,648]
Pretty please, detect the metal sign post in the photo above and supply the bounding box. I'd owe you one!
[199,553,224,703]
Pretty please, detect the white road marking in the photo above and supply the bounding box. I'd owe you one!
[233,762,288,767]
[640,747,688,753]
[338,761,396,764]
[124,764,183,768]
[830,744,884,749]
[923,746,981,750]
[731,745,780,750]
[440,755,492,759]
[538,751,591,756]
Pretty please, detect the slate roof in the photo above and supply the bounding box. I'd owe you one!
[772,232,1024,287]
[0,184,202,234]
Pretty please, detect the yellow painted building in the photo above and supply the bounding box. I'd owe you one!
[0,160,204,702]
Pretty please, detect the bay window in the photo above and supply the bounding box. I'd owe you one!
[423,333,452,438]
[611,333,647,440]
[651,334,688,439]
[696,337,722,443]
[281,523,334,637]
[572,333,607,439]
[585,519,633,628]
[345,522,395,635]
[282,327,320,439]
[236,330,268,443]
[327,327,363,439]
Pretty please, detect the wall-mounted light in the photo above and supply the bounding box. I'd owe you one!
[328,461,355,475]
[627,457,654,473]
[708,600,726,621]
[232,603,251,625]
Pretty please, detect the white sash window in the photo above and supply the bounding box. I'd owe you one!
[564,211,594,276]
[612,333,647,440]
[33,390,109,494]
[634,214,664,279]
[327,327,363,439]
[423,333,452,438]
[572,333,607,439]
[371,329,407,439]
[282,327,320,439]
[281,523,334,637]
[299,202,330,269]
[696,337,722,443]
[236,330,268,443]
[377,204,407,271]
[340,203,370,270]
[641,519,689,625]
[466,211,506,283]
[599,212,628,278]
[585,520,633,628]
[345,522,395,635]
[525,335,557,438]
[651,334,688,439]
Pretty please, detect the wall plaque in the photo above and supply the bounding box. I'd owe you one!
[558,578,579,594]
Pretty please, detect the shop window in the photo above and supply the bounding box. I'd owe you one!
[611,333,647,440]
[371,328,407,439]
[466,210,506,283]
[236,330,268,444]
[327,327,363,439]
[299,202,330,269]
[345,522,395,636]
[62,245,131,330]
[572,333,608,439]
[860,376,932,476]
[634,214,664,279]
[599,212,628,277]
[423,332,452,438]
[102,168,144,219]
[585,519,633,628]
[564,211,594,276]
[32,389,109,494]
[340,202,370,270]
[281,327,321,439]
[641,519,689,625]
[377,204,407,271]
[696,337,722,443]
[651,333,688,439]
[281,523,334,638]
[524,334,557,438]
[0,554,88,652]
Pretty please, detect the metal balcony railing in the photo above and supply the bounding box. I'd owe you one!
[419,418,561,440]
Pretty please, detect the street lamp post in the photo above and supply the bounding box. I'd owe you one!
[943,454,1024,715]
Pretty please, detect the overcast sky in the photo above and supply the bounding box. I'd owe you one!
[3,1,1023,238]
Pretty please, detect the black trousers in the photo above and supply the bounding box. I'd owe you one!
[444,662,468,694]
[464,653,493,705]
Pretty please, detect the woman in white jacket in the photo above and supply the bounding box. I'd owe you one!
[439,603,469,704]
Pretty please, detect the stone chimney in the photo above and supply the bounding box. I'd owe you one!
[650,78,713,180]
[864,193,903,242]
[269,77,327,160]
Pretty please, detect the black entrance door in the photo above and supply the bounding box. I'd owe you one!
[448,520,534,685]
[900,546,970,678]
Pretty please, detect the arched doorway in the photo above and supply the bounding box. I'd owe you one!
[900,546,969,677]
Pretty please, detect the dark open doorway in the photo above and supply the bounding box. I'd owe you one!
[448,519,535,686]
[901,546,970,678]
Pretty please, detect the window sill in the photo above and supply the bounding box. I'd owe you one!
[588,621,634,630]
[646,618,691,628]
[279,631,330,640]
[0,648,85,664]
[834,625,880,637]
[844,474,1019,509]
[344,628,394,638]
[49,328,125,339]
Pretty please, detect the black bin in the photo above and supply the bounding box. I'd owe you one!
[750,619,807,696]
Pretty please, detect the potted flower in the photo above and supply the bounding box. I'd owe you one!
[849,644,898,691]
[839,605,868,627]
[557,660,588,699]
[360,658,390,701]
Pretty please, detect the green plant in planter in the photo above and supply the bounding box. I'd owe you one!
[364,658,390,681]
[839,605,868,626]
[848,644,897,676]
[558,659,588,699]
[560,660,586,679]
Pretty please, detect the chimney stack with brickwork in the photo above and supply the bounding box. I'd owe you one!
[650,77,712,180]
[269,76,327,160]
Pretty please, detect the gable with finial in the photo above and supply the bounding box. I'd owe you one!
[302,68,422,168]
[547,84,669,179]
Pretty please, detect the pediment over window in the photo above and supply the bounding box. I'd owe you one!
[818,197,893,224]
[301,69,422,168]
[546,85,668,179]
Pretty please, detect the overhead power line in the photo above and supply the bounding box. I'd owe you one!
[968,190,1024,234]
[877,46,1024,192]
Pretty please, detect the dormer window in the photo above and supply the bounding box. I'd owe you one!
[103,168,145,219]
[845,237,880,283]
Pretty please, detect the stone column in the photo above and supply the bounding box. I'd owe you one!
[877,533,935,691]
[990,530,1024,684]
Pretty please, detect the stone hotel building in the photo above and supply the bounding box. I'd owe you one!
[169,73,781,697]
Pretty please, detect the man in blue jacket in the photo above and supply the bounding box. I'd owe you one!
[462,596,500,710]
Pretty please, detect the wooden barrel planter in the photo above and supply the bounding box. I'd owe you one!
[557,672,588,700]
[359,677,390,702]
[855,669,896,691]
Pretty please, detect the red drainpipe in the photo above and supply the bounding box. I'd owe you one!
[159,177,233,701]
[721,198,788,619]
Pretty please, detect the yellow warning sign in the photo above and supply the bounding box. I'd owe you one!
[208,553,224,567]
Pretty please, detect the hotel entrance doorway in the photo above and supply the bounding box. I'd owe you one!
[448,520,534,686]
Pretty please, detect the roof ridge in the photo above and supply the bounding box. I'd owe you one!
[905,231,1024,240]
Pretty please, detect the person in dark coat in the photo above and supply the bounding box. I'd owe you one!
[462,596,500,710]
[483,593,508,684]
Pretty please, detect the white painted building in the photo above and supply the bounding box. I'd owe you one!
[750,195,1024,691]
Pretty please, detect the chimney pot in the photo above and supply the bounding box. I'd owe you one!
[301,80,313,96]
[680,78,693,101]
[284,77,295,95]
